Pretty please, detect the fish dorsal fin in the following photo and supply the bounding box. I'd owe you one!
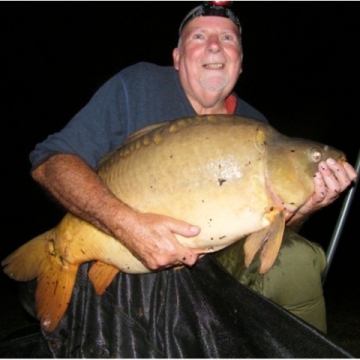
[124,121,170,145]
[88,261,120,295]
[244,208,286,274]
[254,124,268,153]
[97,121,170,170]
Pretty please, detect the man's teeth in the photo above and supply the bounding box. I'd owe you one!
[204,64,224,69]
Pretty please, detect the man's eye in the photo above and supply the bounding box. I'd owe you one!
[223,35,233,41]
[194,34,204,40]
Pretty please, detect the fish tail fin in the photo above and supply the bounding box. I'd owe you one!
[2,229,79,332]
[2,229,54,281]
[36,261,78,332]
[88,261,120,295]
[244,210,286,274]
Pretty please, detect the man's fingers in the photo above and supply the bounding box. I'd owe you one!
[343,162,358,181]
[315,159,358,207]
[313,172,327,201]
[124,213,201,270]
[166,218,201,238]
[164,218,201,266]
[325,159,352,190]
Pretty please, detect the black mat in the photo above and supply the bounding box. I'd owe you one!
[0,256,353,358]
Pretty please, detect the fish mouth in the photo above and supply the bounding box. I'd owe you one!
[339,155,347,165]
[202,63,225,69]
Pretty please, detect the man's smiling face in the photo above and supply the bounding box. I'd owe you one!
[173,15,243,102]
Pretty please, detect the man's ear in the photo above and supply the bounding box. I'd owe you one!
[173,48,180,70]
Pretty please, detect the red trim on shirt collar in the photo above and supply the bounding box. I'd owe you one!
[225,94,237,114]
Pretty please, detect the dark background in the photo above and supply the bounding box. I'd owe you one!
[1,1,359,343]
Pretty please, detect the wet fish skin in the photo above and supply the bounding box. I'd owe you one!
[1,114,346,331]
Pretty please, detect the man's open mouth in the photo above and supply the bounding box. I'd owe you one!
[203,63,224,69]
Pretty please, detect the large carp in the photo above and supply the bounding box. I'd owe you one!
[2,115,346,332]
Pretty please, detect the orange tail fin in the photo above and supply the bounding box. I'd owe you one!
[88,261,120,295]
[36,261,78,332]
[2,230,54,281]
[2,229,79,332]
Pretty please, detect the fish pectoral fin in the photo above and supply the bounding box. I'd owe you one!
[258,210,286,274]
[88,261,120,295]
[244,209,286,274]
[36,262,78,332]
[243,227,271,268]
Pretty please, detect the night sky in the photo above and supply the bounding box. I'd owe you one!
[1,2,359,293]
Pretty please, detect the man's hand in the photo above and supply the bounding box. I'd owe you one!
[287,158,357,228]
[118,212,201,271]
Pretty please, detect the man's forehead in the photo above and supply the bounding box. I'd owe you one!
[183,16,240,35]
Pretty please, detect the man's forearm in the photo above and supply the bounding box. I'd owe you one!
[31,153,133,238]
[286,211,310,232]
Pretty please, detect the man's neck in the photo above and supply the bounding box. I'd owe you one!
[189,94,236,115]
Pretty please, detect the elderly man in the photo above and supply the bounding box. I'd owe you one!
[21,1,357,357]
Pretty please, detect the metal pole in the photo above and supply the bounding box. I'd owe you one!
[322,148,360,285]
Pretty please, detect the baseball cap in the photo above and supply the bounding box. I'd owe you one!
[179,1,242,36]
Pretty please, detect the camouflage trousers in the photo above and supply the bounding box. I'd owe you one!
[212,227,327,333]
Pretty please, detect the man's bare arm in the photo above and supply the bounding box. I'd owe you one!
[32,153,200,270]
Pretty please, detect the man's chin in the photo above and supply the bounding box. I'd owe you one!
[200,78,228,92]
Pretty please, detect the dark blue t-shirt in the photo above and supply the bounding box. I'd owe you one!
[30,62,267,170]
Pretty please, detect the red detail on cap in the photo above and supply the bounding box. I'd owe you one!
[211,1,232,6]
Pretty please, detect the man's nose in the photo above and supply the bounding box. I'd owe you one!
[206,36,222,53]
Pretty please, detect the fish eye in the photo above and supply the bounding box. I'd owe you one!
[310,147,323,162]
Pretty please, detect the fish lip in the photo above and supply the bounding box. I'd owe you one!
[339,155,347,165]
